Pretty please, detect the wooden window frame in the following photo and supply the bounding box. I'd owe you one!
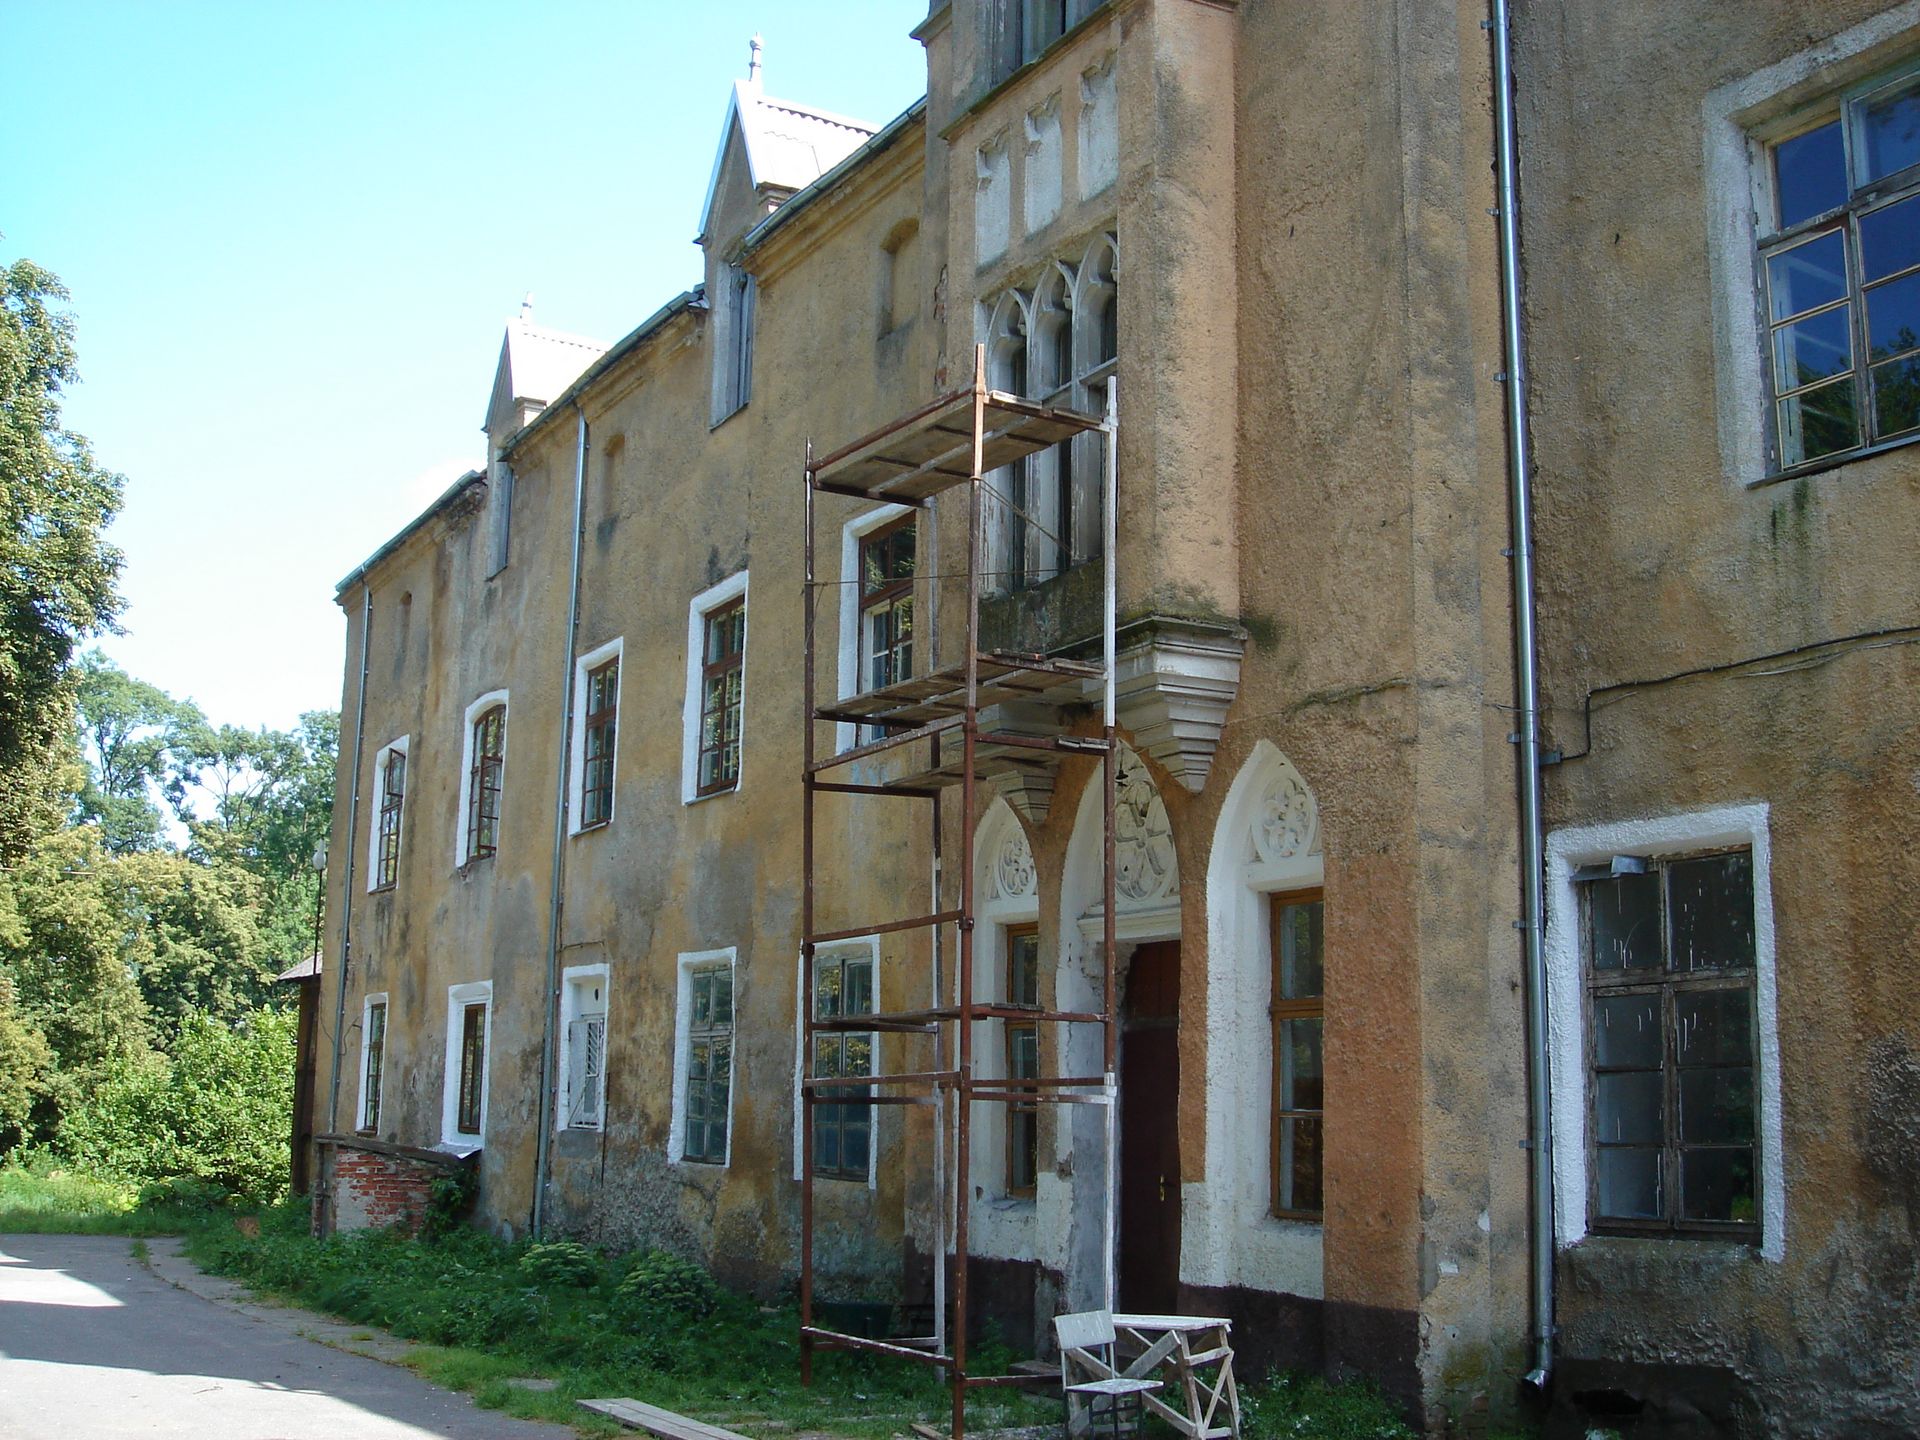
[580,657,619,829]
[360,999,386,1134]
[683,964,733,1165]
[1269,888,1324,1222]
[455,999,487,1137]
[1581,849,1762,1242]
[813,951,876,1183]
[697,599,746,796]
[374,746,405,889]
[466,705,505,861]
[1004,922,1041,1198]
[858,516,915,695]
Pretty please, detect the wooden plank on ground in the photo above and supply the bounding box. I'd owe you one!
[578,1397,750,1440]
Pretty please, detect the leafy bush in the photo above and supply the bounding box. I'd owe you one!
[518,1240,599,1289]
[1240,1371,1416,1440]
[57,1007,294,1202]
[615,1248,718,1319]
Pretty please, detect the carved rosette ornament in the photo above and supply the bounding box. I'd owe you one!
[993,827,1037,900]
[1252,765,1319,863]
[1114,750,1179,904]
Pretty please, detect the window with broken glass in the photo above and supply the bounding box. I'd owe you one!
[1005,924,1041,1197]
[375,746,405,888]
[699,600,746,795]
[466,705,505,861]
[1270,892,1324,1220]
[1759,60,1920,471]
[684,965,733,1164]
[580,657,618,828]
[1581,849,1760,1239]
[813,951,875,1182]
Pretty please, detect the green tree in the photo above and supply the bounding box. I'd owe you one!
[73,650,201,852]
[0,253,124,862]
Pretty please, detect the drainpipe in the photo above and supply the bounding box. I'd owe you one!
[321,584,373,1231]
[1490,0,1556,1394]
[532,402,590,1238]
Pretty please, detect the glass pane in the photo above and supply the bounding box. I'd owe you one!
[1677,988,1752,1066]
[816,963,842,1018]
[1857,72,1920,185]
[1773,120,1846,228]
[1667,853,1755,971]
[1772,305,1853,390]
[1280,1017,1323,1111]
[712,974,733,1025]
[1279,1116,1323,1213]
[1595,1071,1662,1144]
[1767,231,1848,321]
[1859,194,1920,282]
[1778,377,1860,465]
[1681,1147,1757,1224]
[1588,872,1661,971]
[1680,1067,1756,1145]
[1595,1147,1663,1220]
[846,961,873,1017]
[1010,1026,1039,1079]
[1867,270,1920,360]
[844,1034,872,1077]
[1593,992,1662,1069]
[1872,354,1920,437]
[817,1120,841,1173]
[1009,930,1040,1008]
[1277,900,1323,998]
[844,1121,869,1174]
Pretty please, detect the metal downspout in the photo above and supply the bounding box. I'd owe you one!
[321,583,373,1231]
[1491,0,1555,1391]
[532,402,590,1238]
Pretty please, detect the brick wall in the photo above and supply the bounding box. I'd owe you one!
[315,1135,469,1238]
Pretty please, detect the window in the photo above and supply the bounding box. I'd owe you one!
[880,221,919,336]
[987,0,1105,83]
[1757,60,1920,470]
[559,966,608,1131]
[368,738,408,891]
[441,981,492,1144]
[1005,924,1041,1196]
[1269,891,1323,1220]
[572,641,622,832]
[980,233,1116,593]
[700,600,746,794]
[458,692,508,865]
[677,958,734,1165]
[813,950,875,1182]
[1579,850,1761,1238]
[682,574,749,802]
[712,261,755,423]
[859,517,915,694]
[358,994,388,1133]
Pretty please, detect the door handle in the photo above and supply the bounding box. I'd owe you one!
[1159,1174,1166,1203]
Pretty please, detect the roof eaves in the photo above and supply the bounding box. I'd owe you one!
[497,289,700,462]
[336,471,487,598]
[743,96,927,256]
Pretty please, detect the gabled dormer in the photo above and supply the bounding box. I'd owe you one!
[699,39,877,425]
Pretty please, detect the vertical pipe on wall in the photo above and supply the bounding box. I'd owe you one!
[532,402,590,1239]
[1100,379,1119,1314]
[1490,0,1556,1392]
[320,584,373,1229]
[800,440,818,1387]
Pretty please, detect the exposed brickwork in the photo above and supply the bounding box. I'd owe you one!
[315,1136,464,1238]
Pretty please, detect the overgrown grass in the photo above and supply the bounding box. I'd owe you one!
[0,1156,231,1235]
[1240,1372,1416,1438]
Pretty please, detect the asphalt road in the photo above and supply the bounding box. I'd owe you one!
[0,1233,578,1439]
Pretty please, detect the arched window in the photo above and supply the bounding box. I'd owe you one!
[982,291,1032,593]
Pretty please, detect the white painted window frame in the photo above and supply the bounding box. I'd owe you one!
[557,963,610,1132]
[455,689,509,869]
[670,948,737,1168]
[441,980,494,1147]
[1545,802,1785,1263]
[1702,3,1920,486]
[570,638,624,834]
[836,504,914,753]
[366,736,408,892]
[681,572,750,804]
[357,992,389,1132]
[790,937,882,1190]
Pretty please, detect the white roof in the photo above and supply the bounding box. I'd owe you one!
[486,311,609,430]
[699,79,877,242]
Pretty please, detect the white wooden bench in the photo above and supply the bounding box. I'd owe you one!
[578,1397,750,1440]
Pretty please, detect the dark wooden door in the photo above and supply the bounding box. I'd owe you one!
[1118,939,1180,1314]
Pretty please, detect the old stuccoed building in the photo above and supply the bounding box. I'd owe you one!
[309,3,1920,1436]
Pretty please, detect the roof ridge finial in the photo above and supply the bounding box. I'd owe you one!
[747,33,764,90]
[520,292,535,323]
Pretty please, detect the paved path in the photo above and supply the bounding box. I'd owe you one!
[0,1233,578,1439]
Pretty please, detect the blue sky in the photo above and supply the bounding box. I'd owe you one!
[3,0,928,732]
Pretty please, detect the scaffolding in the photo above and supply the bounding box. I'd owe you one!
[800,345,1120,1438]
